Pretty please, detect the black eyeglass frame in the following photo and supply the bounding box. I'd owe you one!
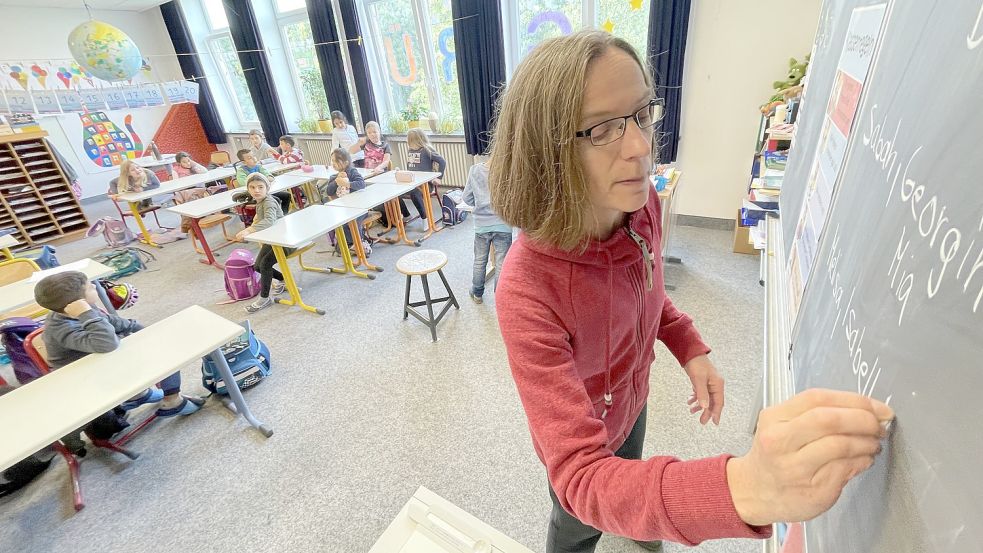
[574,98,665,146]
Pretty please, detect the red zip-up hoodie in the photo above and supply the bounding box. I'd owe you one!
[496,191,770,545]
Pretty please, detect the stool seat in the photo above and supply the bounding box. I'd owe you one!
[397,249,448,275]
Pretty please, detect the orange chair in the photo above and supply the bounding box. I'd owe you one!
[210,150,232,167]
[24,328,141,512]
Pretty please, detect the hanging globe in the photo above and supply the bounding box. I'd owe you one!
[67,20,143,82]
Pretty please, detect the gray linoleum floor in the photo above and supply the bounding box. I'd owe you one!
[0,198,764,553]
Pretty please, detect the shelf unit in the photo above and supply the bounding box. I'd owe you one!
[0,131,88,247]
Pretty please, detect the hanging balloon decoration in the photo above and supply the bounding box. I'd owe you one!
[57,66,73,88]
[384,32,418,86]
[437,28,456,83]
[67,20,143,82]
[8,65,29,90]
[30,64,49,89]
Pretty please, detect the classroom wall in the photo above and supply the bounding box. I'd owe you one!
[674,0,822,220]
[0,6,183,199]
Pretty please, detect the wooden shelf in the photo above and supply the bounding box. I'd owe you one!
[0,132,87,246]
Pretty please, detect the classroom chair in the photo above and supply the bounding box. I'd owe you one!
[109,192,169,232]
[210,150,232,167]
[23,328,140,512]
[396,250,459,342]
[0,258,47,319]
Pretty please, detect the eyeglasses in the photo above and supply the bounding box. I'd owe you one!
[574,98,665,146]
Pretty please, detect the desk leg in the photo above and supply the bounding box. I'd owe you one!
[272,245,325,315]
[94,279,118,315]
[0,247,12,260]
[327,227,374,280]
[189,218,222,268]
[207,348,272,437]
[417,182,444,241]
[290,187,305,210]
[128,202,160,247]
[349,221,383,274]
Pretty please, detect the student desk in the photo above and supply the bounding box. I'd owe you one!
[367,171,443,241]
[167,174,317,268]
[132,154,177,172]
[117,167,236,247]
[0,305,271,473]
[282,165,374,204]
[245,204,369,315]
[370,486,534,553]
[0,233,18,259]
[0,259,117,316]
[327,182,423,264]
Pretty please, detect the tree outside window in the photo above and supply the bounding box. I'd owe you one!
[596,0,650,58]
[283,19,331,131]
[209,34,259,123]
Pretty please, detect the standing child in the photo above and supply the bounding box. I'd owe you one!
[461,162,512,304]
[323,148,370,255]
[34,271,204,416]
[405,128,446,223]
[235,173,289,313]
[332,111,365,167]
[273,135,304,164]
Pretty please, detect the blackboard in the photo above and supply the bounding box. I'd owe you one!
[789,1,983,551]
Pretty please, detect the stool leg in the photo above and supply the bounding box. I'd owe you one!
[436,269,459,309]
[403,275,412,320]
[421,274,438,342]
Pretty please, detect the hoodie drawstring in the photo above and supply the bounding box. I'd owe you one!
[601,248,614,419]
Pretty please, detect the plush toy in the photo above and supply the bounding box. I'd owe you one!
[761,54,810,113]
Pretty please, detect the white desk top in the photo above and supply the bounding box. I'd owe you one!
[0,234,19,249]
[263,161,303,175]
[0,258,112,314]
[326,183,419,210]
[166,175,314,219]
[0,305,244,472]
[284,165,373,181]
[117,167,236,203]
[369,486,534,553]
[132,154,176,169]
[245,204,367,249]
[367,171,441,187]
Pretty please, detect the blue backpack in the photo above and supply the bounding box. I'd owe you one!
[200,320,270,395]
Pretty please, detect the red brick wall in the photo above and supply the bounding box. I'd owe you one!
[151,104,218,180]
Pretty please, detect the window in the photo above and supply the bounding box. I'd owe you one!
[203,0,229,30]
[503,0,651,74]
[361,0,463,133]
[208,34,259,123]
[276,0,307,12]
[281,18,330,126]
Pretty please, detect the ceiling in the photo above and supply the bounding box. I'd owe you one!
[0,0,166,11]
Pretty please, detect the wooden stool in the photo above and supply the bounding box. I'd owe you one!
[396,250,459,341]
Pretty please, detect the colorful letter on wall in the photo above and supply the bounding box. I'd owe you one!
[438,27,456,83]
[526,10,573,53]
[384,33,418,86]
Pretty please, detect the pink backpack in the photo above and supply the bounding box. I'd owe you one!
[86,217,135,248]
[221,248,260,303]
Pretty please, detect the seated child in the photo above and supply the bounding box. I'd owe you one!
[109,159,161,209]
[273,135,304,164]
[404,128,446,222]
[248,129,278,161]
[236,149,290,213]
[34,271,204,417]
[234,173,289,313]
[323,148,370,254]
[171,151,208,179]
[355,121,408,228]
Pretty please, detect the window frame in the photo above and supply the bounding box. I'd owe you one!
[278,13,321,120]
[206,32,260,127]
[202,0,230,31]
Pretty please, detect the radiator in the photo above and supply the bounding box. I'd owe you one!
[297,137,335,165]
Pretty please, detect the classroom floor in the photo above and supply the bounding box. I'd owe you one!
[0,199,764,553]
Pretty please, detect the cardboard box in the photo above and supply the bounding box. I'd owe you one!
[733,209,757,255]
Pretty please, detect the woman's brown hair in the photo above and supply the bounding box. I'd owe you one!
[488,30,653,250]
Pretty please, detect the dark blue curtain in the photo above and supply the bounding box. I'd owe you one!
[223,0,288,141]
[450,0,506,155]
[306,0,355,121]
[647,0,692,163]
[338,0,379,127]
[159,1,227,144]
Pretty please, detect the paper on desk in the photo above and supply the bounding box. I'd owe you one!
[30,259,90,282]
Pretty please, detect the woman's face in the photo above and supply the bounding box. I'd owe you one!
[367,125,380,143]
[127,164,143,179]
[577,48,653,231]
[247,179,268,201]
[249,134,262,147]
[333,118,345,129]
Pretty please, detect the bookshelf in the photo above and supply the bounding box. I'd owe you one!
[0,131,88,247]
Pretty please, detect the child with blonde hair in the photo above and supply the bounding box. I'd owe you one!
[404,128,446,222]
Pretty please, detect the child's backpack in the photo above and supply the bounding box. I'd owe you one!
[222,249,260,303]
[92,247,156,279]
[0,318,43,385]
[441,189,468,226]
[200,320,271,395]
[86,217,134,248]
[19,245,60,270]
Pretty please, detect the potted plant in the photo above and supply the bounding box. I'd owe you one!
[387,114,408,134]
[437,116,458,134]
[296,118,319,134]
[400,104,427,129]
[299,67,331,133]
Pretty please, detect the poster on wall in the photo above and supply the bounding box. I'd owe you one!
[122,85,146,109]
[4,89,32,114]
[31,89,60,114]
[55,89,83,112]
[787,3,889,318]
[181,81,199,104]
[56,108,164,176]
[163,81,186,103]
[141,83,164,106]
[103,88,127,111]
[80,89,106,111]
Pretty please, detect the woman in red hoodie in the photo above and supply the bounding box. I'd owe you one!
[490,31,894,552]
